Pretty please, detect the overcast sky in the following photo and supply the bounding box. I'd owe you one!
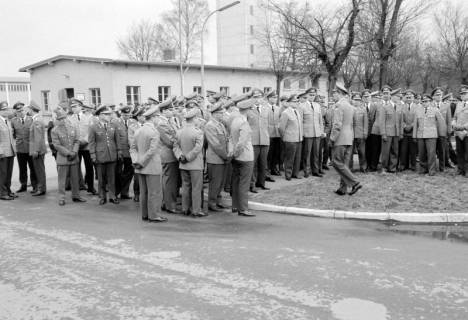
[0,0,218,78]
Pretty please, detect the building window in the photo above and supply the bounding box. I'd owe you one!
[250,44,254,54]
[89,88,101,106]
[250,25,254,35]
[8,84,28,92]
[250,5,253,15]
[41,91,49,111]
[242,87,251,93]
[219,86,230,96]
[298,79,306,89]
[263,87,272,93]
[193,86,201,94]
[126,86,140,105]
[0,84,5,91]
[158,86,171,102]
[283,79,291,90]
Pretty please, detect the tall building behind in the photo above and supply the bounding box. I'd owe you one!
[216,0,271,68]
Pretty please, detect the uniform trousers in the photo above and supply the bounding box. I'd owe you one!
[381,136,399,172]
[231,160,253,213]
[16,152,37,189]
[207,163,226,207]
[332,145,358,192]
[139,174,162,220]
[399,136,417,170]
[162,162,179,210]
[455,137,468,176]
[116,157,134,197]
[180,169,203,214]
[302,137,321,176]
[31,154,46,193]
[418,138,437,175]
[251,145,269,188]
[133,173,140,196]
[448,137,457,165]
[223,161,232,194]
[436,137,449,171]
[349,138,367,171]
[267,137,282,174]
[57,164,79,201]
[321,136,330,167]
[96,161,116,199]
[366,134,381,170]
[283,141,302,179]
[0,156,14,197]
[78,149,94,191]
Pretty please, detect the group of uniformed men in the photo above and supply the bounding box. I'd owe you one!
[1,83,467,221]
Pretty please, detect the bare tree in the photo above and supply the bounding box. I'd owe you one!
[117,20,165,61]
[355,45,379,89]
[271,0,363,94]
[341,53,360,90]
[434,1,468,85]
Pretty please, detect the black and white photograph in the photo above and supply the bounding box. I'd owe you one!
[0,0,468,319]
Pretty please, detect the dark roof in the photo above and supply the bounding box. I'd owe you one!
[19,55,306,75]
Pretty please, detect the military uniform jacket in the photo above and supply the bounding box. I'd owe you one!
[51,123,80,165]
[413,106,444,139]
[88,121,121,163]
[369,102,382,135]
[452,101,468,140]
[330,98,354,146]
[0,116,16,158]
[29,115,47,155]
[11,116,32,153]
[279,107,303,143]
[401,103,419,137]
[267,103,281,138]
[68,112,93,150]
[130,122,162,175]
[247,104,270,145]
[205,117,229,164]
[353,105,369,139]
[127,121,142,149]
[173,123,204,171]
[155,115,178,164]
[323,106,334,135]
[301,101,324,138]
[230,114,254,162]
[433,101,452,137]
[113,117,131,158]
[379,101,403,138]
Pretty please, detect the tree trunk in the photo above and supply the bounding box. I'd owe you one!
[328,71,337,95]
[276,75,283,106]
[379,56,390,89]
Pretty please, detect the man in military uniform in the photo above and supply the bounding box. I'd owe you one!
[127,106,145,202]
[51,109,86,206]
[130,104,167,222]
[114,105,135,200]
[173,108,206,217]
[0,101,17,200]
[28,101,47,196]
[432,87,452,171]
[452,85,468,177]
[11,101,37,193]
[367,91,383,171]
[88,105,122,205]
[351,92,368,172]
[399,89,418,171]
[205,101,230,212]
[330,84,361,196]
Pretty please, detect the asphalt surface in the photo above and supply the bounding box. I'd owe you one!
[1,182,468,320]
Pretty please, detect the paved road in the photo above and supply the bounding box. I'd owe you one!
[1,186,467,320]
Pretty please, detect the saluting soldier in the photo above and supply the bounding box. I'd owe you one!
[329,84,362,196]
[379,85,403,173]
[28,101,47,196]
[173,107,206,217]
[51,109,86,206]
[88,105,122,205]
[266,90,282,176]
[0,101,17,200]
[351,92,368,172]
[399,89,418,171]
[11,101,37,193]
[279,95,303,180]
[432,87,452,171]
[114,105,135,200]
[452,85,468,177]
[205,101,231,212]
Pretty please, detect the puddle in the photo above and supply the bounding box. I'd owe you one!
[379,223,468,244]
[331,298,389,320]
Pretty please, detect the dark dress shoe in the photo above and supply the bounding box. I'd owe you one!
[292,176,302,179]
[182,210,191,216]
[87,189,98,195]
[0,195,14,200]
[120,195,132,200]
[109,198,120,204]
[99,199,107,205]
[216,203,228,209]
[312,173,323,177]
[31,191,46,196]
[285,177,291,181]
[16,187,27,193]
[322,165,330,170]
[208,206,222,212]
[72,197,87,203]
[133,196,139,202]
[334,189,346,196]
[191,212,207,218]
[249,188,258,193]
[9,192,18,198]
[30,189,38,194]
[59,200,66,206]
[79,186,87,191]
[142,216,149,221]
[265,177,275,182]
[349,182,362,195]
[259,186,270,190]
[166,209,181,214]
[238,211,255,217]
[148,217,168,223]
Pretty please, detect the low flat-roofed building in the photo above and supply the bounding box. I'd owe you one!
[19,55,323,111]
[0,76,31,105]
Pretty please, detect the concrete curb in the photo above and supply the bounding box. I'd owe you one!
[248,201,468,224]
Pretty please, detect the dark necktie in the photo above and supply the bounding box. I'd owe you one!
[4,119,7,125]
[21,118,24,125]
[104,123,107,130]
[425,106,427,114]
[77,114,81,121]
[125,120,128,129]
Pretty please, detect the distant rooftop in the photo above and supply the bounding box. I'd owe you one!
[0,76,30,83]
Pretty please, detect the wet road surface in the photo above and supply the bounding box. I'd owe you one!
[1,191,467,320]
